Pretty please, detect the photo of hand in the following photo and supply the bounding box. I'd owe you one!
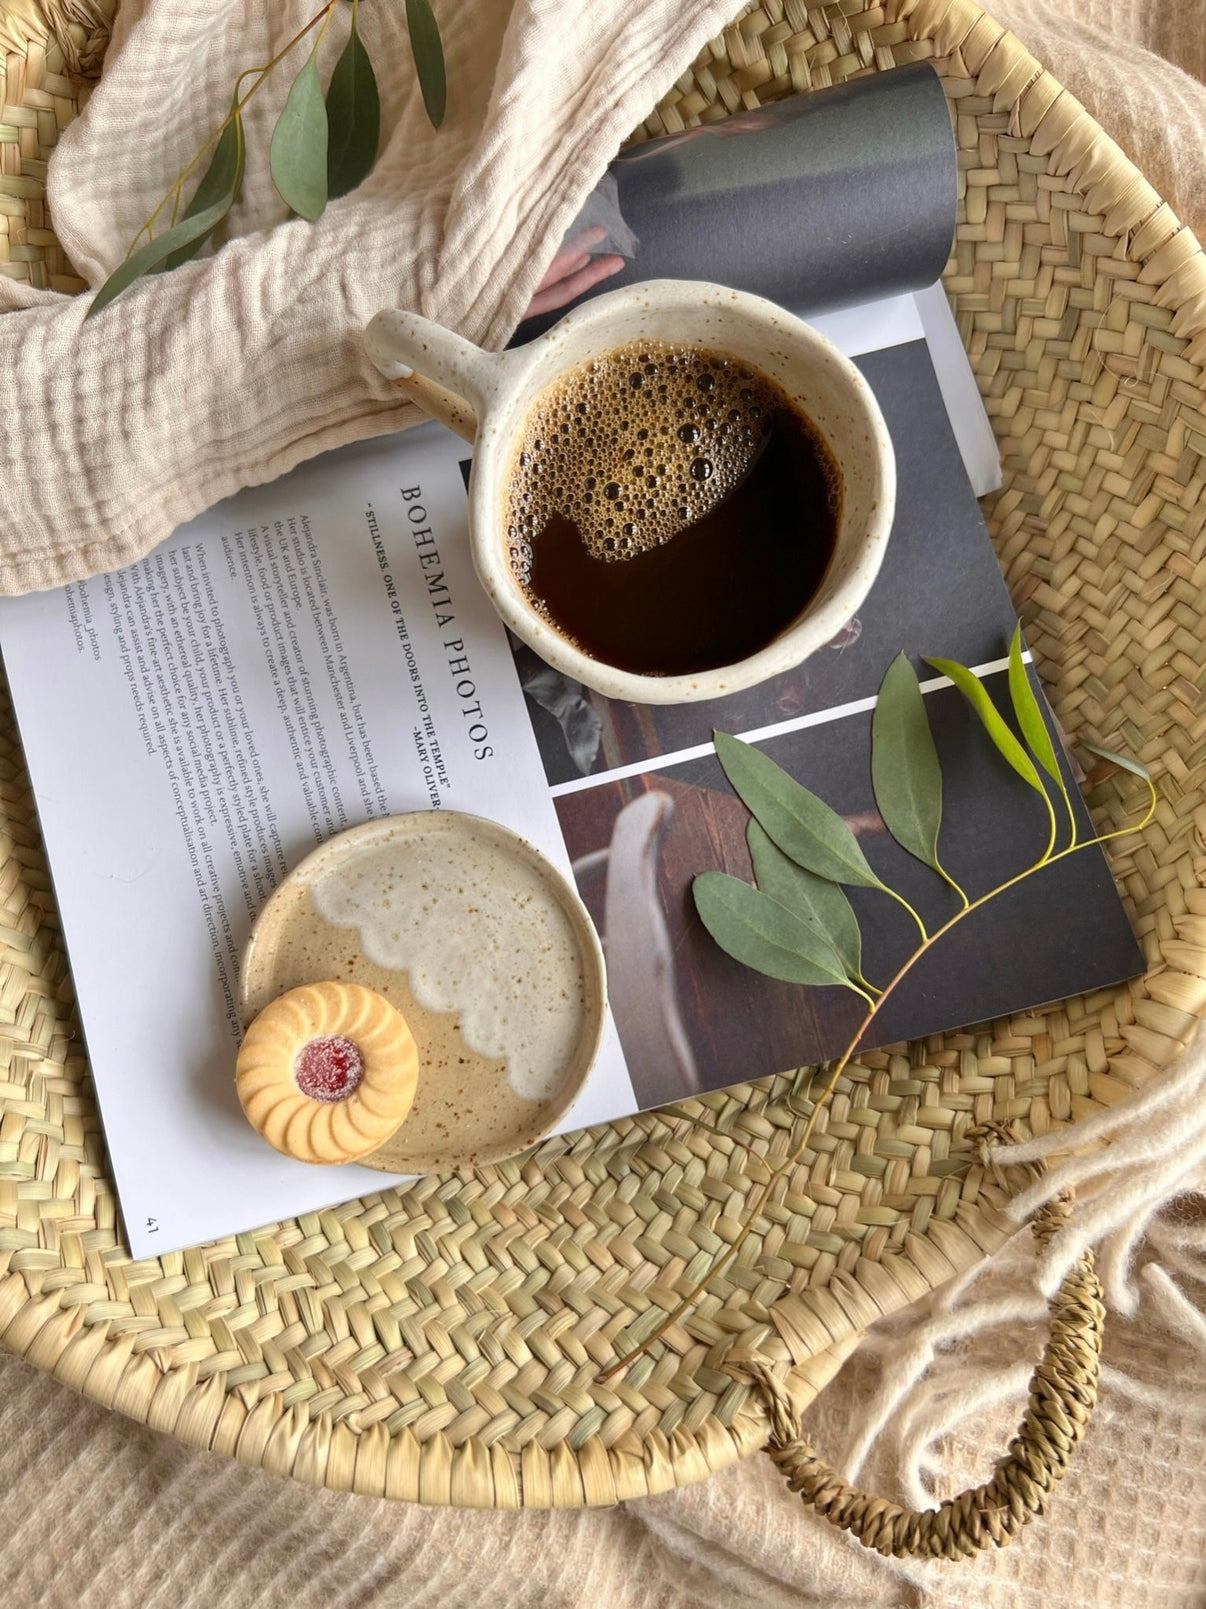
[522,223,627,319]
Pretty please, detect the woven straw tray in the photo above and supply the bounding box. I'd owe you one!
[2,0,1205,1509]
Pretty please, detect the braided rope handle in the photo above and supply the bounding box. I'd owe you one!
[751,1196,1105,1560]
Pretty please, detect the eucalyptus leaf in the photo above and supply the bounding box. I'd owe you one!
[1007,626,1063,785]
[692,873,851,988]
[162,109,245,273]
[924,657,1047,796]
[871,652,944,872]
[270,49,329,220]
[326,7,380,199]
[406,0,447,127]
[1079,738,1153,781]
[86,195,243,319]
[747,820,862,980]
[713,731,885,889]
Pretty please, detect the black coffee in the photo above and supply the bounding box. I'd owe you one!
[504,340,842,678]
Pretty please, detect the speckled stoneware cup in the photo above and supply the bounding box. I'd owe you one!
[240,813,607,1174]
[364,279,896,705]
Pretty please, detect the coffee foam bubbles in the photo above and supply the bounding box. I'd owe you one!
[506,342,789,572]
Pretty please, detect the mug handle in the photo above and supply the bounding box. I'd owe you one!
[364,310,500,444]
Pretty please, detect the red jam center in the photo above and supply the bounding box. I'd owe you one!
[294,1035,365,1103]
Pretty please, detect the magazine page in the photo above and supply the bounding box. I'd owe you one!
[519,63,1002,496]
[0,309,1140,1257]
[0,425,634,1256]
[525,337,1143,1108]
[518,61,958,339]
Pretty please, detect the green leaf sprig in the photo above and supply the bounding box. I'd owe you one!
[602,640,1155,1380]
[87,0,442,318]
[271,42,330,221]
[713,728,929,941]
[326,4,383,199]
[872,648,961,898]
[406,0,447,127]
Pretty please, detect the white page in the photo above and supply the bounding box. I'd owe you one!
[0,427,633,1256]
[911,282,1001,497]
[0,299,993,1258]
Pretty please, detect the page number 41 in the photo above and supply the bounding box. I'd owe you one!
[146,1217,159,1234]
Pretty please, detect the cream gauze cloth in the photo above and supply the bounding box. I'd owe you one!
[0,0,743,595]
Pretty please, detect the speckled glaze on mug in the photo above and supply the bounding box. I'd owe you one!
[365,279,896,705]
[239,813,607,1173]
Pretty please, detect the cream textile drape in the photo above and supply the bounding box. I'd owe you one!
[0,0,740,592]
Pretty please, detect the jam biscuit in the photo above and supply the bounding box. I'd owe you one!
[236,982,418,1163]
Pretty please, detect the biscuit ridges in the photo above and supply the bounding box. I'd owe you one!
[236,982,418,1164]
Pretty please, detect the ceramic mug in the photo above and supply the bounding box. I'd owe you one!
[364,280,895,705]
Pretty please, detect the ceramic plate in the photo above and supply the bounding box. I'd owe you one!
[240,812,607,1172]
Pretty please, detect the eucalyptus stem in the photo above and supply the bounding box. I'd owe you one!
[1038,780,1059,863]
[883,883,928,941]
[130,1,338,254]
[936,865,970,909]
[598,770,1155,1381]
[1061,782,1080,851]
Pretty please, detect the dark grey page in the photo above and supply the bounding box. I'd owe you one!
[517,61,956,340]
[559,684,1144,1111]
[531,341,1144,1108]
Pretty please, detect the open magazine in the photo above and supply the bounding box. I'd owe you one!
[0,69,1140,1256]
